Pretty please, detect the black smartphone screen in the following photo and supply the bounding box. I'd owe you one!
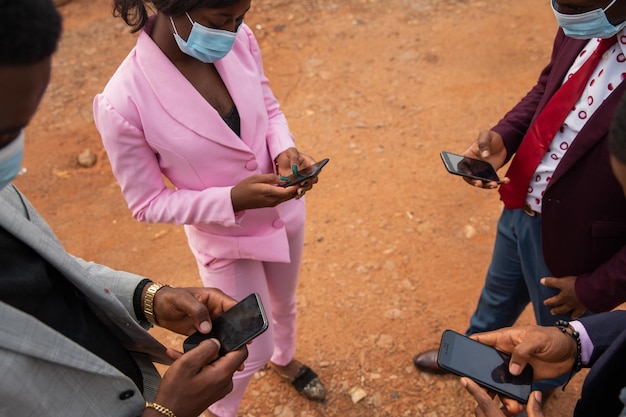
[440,151,502,183]
[281,158,329,187]
[183,293,269,355]
[437,330,533,403]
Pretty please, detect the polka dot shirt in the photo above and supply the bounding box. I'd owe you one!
[526,31,626,213]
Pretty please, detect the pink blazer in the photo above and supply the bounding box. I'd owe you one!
[93,23,304,264]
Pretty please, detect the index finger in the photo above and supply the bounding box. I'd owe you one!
[471,332,531,376]
[471,331,506,349]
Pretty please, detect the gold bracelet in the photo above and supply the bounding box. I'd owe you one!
[145,401,176,417]
[143,282,168,326]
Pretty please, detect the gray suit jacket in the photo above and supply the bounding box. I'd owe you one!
[0,185,172,416]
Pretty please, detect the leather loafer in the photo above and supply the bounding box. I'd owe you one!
[412,348,447,374]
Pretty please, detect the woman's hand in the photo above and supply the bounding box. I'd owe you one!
[231,173,303,212]
[274,147,318,197]
[230,147,321,211]
[274,147,316,177]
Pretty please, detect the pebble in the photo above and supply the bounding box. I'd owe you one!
[463,224,477,239]
[273,405,294,417]
[77,148,97,168]
[349,386,367,404]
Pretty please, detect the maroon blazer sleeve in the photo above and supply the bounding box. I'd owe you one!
[575,246,626,313]
[490,29,584,163]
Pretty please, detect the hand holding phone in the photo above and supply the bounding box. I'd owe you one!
[183,293,269,355]
[437,330,533,404]
[280,158,329,187]
[440,151,502,184]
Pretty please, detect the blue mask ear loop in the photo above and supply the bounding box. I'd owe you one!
[170,12,195,38]
[604,0,618,11]
[552,0,617,14]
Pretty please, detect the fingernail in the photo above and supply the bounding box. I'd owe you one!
[279,175,290,181]
[481,150,489,157]
[200,321,211,333]
[534,391,542,404]
[460,377,468,387]
[292,164,298,174]
[540,278,546,285]
[510,363,521,375]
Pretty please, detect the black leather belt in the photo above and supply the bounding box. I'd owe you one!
[523,203,540,217]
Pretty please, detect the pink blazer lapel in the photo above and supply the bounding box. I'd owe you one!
[135,31,248,152]
[213,28,269,149]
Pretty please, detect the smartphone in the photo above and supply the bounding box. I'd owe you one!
[183,293,269,356]
[440,151,502,184]
[280,158,330,187]
[437,330,533,404]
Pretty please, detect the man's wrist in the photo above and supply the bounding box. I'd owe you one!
[570,320,592,365]
[143,282,169,326]
[555,320,582,391]
[145,401,176,417]
[133,278,151,321]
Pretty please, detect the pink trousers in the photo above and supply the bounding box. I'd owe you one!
[198,220,305,417]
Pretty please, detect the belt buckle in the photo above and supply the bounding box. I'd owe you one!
[523,203,537,217]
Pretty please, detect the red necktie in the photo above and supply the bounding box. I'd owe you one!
[499,36,617,209]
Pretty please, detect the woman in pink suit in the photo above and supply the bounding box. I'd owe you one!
[93,1,326,415]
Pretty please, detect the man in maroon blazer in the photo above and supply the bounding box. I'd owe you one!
[414,0,626,387]
[461,72,626,417]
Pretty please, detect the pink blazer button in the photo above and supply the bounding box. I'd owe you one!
[272,219,285,228]
[245,160,259,171]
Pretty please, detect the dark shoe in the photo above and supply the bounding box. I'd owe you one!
[413,348,447,374]
[271,361,326,401]
[291,365,326,401]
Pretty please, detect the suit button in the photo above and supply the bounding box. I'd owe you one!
[119,390,135,400]
[245,160,259,171]
[272,219,285,228]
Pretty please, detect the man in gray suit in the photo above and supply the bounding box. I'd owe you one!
[0,1,247,416]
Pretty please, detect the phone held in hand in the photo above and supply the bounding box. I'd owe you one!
[183,293,269,356]
[437,330,533,404]
[280,158,330,187]
[440,151,503,184]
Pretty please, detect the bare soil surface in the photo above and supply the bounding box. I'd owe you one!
[23,0,588,416]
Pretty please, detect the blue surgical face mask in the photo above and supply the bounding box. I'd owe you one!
[552,0,626,39]
[170,12,239,63]
[0,130,24,190]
